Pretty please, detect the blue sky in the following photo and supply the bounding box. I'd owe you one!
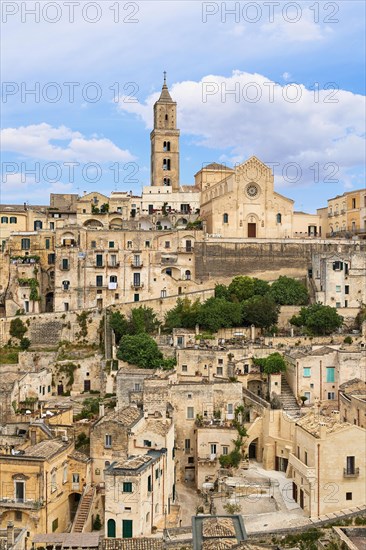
[1,0,365,212]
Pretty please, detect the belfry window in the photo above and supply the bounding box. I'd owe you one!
[163,141,171,152]
[163,178,171,186]
[163,159,171,171]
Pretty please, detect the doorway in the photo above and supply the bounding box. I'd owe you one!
[122,519,133,538]
[248,223,256,237]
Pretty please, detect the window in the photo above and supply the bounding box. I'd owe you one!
[227,403,233,415]
[336,285,341,292]
[51,472,57,493]
[64,302,69,311]
[165,241,170,249]
[155,468,159,480]
[210,444,217,455]
[346,492,352,501]
[133,273,140,287]
[109,241,114,248]
[21,238,30,250]
[346,456,355,475]
[52,518,58,532]
[333,261,343,271]
[182,365,188,372]
[109,275,117,283]
[15,511,22,522]
[72,473,79,485]
[223,213,229,224]
[327,392,335,400]
[276,213,282,224]
[163,158,171,171]
[188,456,194,464]
[63,465,68,484]
[326,367,335,383]
[96,254,103,267]
[163,141,171,151]
[110,254,117,266]
[185,438,191,450]
[1,217,8,223]
[145,240,150,248]
[303,368,311,377]
[352,198,356,209]
[34,220,43,230]
[134,293,139,302]
[62,280,70,291]
[336,302,341,308]
[187,393,192,399]
[123,482,132,492]
[15,481,25,502]
[163,178,171,186]
[134,383,141,391]
[147,475,152,492]
[218,358,223,365]
[345,285,349,295]
[185,240,192,252]
[127,240,132,248]
[62,258,69,270]
[96,275,103,287]
[217,366,223,375]
[45,238,50,249]
[10,216,17,224]
[222,446,229,455]
[91,240,96,248]
[187,406,194,419]
[143,440,152,447]
[50,222,54,230]
[133,254,140,267]
[105,434,112,448]
[185,270,191,280]
[48,253,55,265]
[304,451,308,465]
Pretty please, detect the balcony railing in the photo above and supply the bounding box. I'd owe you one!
[108,262,120,268]
[0,497,43,510]
[343,467,359,478]
[131,282,144,289]
[131,262,143,268]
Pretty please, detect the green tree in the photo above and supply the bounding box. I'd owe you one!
[129,306,160,335]
[19,337,31,350]
[197,298,242,332]
[269,276,309,305]
[164,297,201,330]
[252,278,270,296]
[228,276,255,302]
[117,333,175,369]
[109,311,129,344]
[290,303,343,335]
[262,352,286,374]
[214,284,230,300]
[10,318,28,340]
[242,295,279,329]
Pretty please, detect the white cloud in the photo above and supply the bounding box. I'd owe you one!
[1,173,73,204]
[1,123,136,163]
[117,71,365,189]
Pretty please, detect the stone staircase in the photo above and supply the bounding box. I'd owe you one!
[279,375,301,418]
[71,486,95,533]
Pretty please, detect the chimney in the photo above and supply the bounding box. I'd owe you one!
[99,403,105,418]
[7,522,14,548]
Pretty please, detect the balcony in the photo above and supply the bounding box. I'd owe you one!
[0,497,43,510]
[288,453,316,481]
[131,282,144,289]
[95,263,104,268]
[131,262,143,268]
[108,282,118,290]
[343,467,359,478]
[108,262,120,268]
[59,263,70,271]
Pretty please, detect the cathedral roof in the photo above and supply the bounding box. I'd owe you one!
[157,73,174,103]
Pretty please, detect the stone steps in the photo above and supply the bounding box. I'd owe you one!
[72,487,94,533]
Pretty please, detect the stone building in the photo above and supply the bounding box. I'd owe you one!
[338,378,366,428]
[286,346,366,406]
[317,189,366,238]
[287,411,366,518]
[0,438,89,538]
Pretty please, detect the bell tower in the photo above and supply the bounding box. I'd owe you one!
[150,72,180,191]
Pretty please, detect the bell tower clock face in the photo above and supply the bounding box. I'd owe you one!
[246,183,259,198]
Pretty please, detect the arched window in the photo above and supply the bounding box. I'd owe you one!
[163,141,171,152]
[109,275,117,283]
[223,213,229,224]
[165,114,168,121]
[34,220,43,230]
[9,217,17,224]
[185,270,191,280]
[62,280,70,290]
[163,159,171,171]
[276,213,282,224]
[163,178,171,186]
[1,217,8,224]
[107,518,116,538]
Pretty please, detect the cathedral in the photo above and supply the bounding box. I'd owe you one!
[147,76,321,239]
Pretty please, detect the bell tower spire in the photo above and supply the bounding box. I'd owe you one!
[150,73,180,191]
